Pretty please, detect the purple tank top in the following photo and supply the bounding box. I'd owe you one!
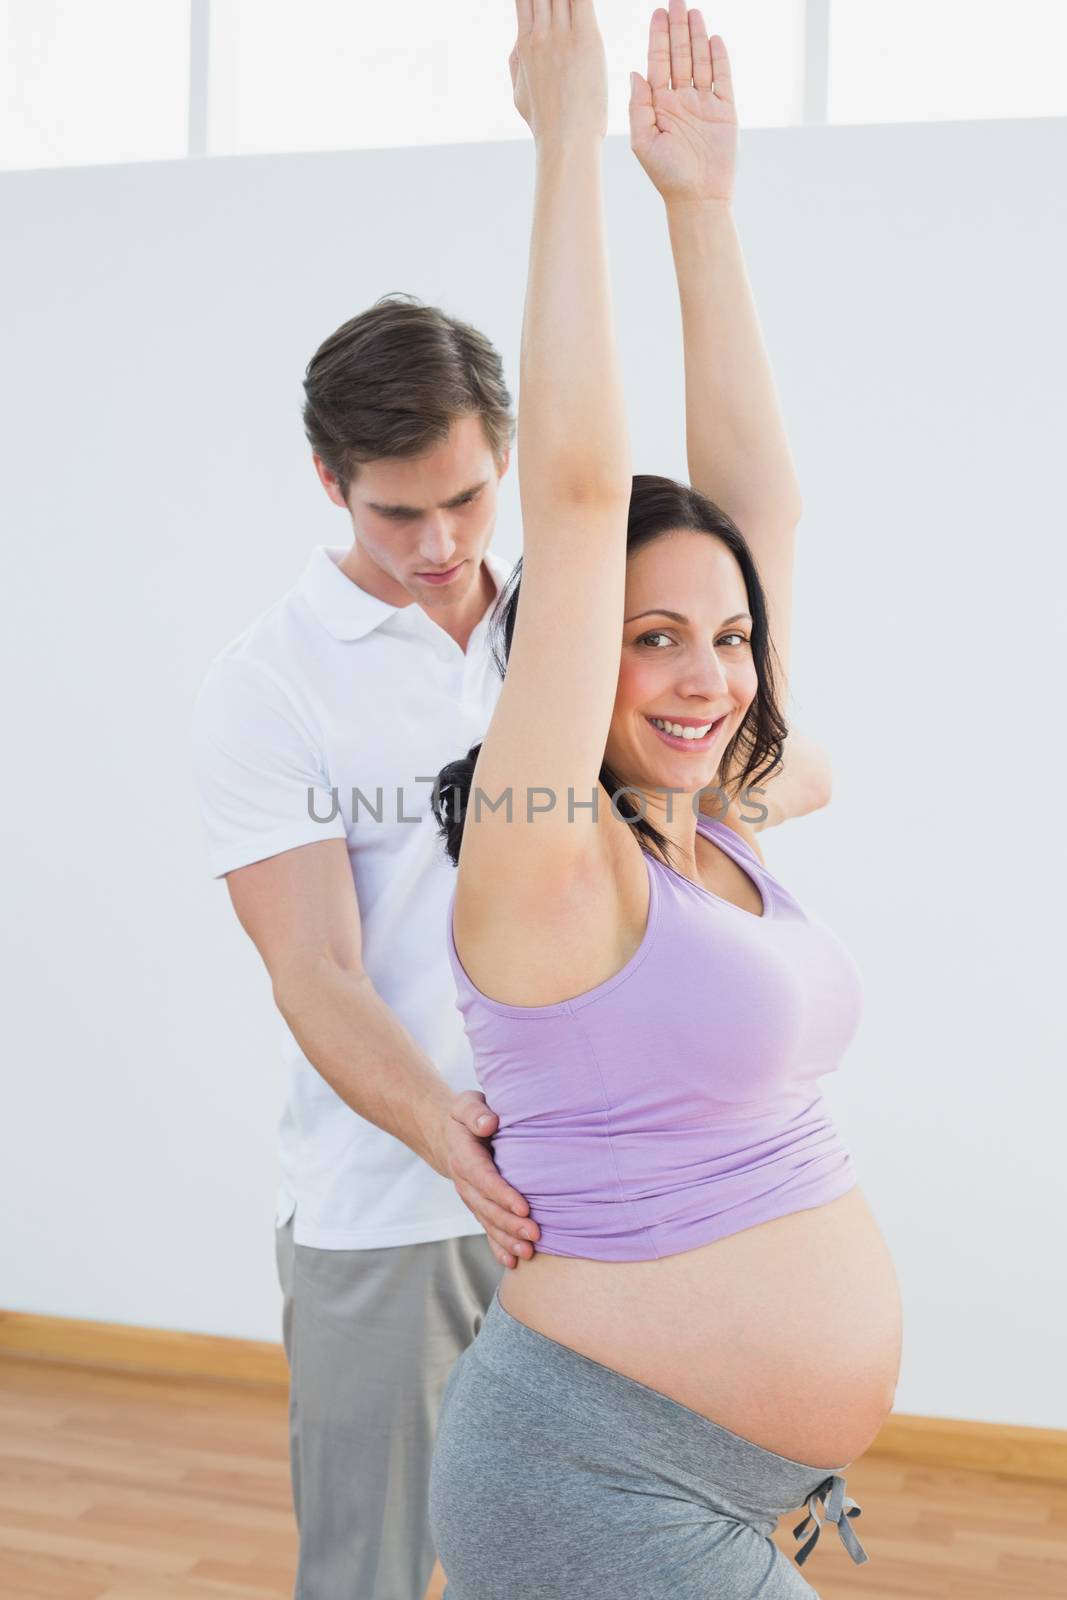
[446,813,864,1261]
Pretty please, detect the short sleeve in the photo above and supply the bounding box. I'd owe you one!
[191,656,347,878]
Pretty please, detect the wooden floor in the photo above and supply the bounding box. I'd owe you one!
[2,1356,1065,1599]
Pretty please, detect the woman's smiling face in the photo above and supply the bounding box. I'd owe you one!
[606,529,760,797]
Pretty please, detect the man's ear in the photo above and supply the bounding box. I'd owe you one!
[496,445,512,481]
[312,452,348,511]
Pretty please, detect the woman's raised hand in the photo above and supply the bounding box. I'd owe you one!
[509,0,609,144]
[629,2,738,204]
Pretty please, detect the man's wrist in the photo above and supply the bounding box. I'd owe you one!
[411,1082,457,1179]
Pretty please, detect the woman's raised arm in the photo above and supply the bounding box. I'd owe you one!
[508,0,630,501]
[631,3,801,697]
[458,0,632,900]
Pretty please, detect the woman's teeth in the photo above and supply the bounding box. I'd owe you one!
[650,717,718,741]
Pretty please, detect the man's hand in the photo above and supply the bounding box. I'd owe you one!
[434,1090,540,1271]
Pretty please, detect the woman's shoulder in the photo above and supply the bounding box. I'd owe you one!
[697,805,766,866]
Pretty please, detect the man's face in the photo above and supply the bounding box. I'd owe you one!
[314,413,510,611]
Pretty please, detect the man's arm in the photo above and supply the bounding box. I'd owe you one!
[191,654,539,1269]
[223,837,540,1270]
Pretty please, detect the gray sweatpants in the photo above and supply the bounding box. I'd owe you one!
[275,1215,503,1600]
[429,1286,870,1598]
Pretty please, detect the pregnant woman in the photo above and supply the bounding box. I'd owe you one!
[429,3,903,1595]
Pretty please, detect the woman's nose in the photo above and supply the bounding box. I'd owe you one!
[678,651,730,698]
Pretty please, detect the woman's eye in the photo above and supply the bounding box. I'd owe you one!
[637,630,750,649]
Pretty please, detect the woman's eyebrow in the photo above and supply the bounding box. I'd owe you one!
[623,609,753,626]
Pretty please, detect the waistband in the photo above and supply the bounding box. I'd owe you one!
[475,1288,869,1569]
[792,1472,869,1567]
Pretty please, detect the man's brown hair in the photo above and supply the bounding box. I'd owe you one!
[302,292,515,502]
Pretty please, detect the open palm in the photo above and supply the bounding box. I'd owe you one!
[630,3,738,205]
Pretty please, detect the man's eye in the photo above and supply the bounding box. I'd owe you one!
[382,493,479,520]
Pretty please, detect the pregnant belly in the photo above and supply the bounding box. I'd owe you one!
[497,1185,903,1470]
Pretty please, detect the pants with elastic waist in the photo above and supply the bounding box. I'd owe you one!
[429,1286,870,1599]
[274,1214,503,1600]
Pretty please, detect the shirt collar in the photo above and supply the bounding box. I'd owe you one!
[296,544,513,643]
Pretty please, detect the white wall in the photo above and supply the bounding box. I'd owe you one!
[2,117,1064,1429]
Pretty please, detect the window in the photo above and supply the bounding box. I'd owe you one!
[0,0,190,171]
[2,0,1063,173]
[206,0,807,157]
[828,0,1067,125]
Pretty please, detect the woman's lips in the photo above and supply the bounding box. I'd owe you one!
[645,714,727,751]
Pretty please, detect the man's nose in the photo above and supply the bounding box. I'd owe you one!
[417,517,457,563]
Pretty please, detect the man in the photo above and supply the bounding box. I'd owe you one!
[191,293,829,1600]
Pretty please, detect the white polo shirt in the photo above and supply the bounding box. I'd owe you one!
[191,542,514,1249]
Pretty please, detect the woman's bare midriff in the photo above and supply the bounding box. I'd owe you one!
[498,1183,903,1470]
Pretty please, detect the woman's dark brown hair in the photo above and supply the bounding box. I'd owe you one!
[431,475,789,869]
[302,292,515,501]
